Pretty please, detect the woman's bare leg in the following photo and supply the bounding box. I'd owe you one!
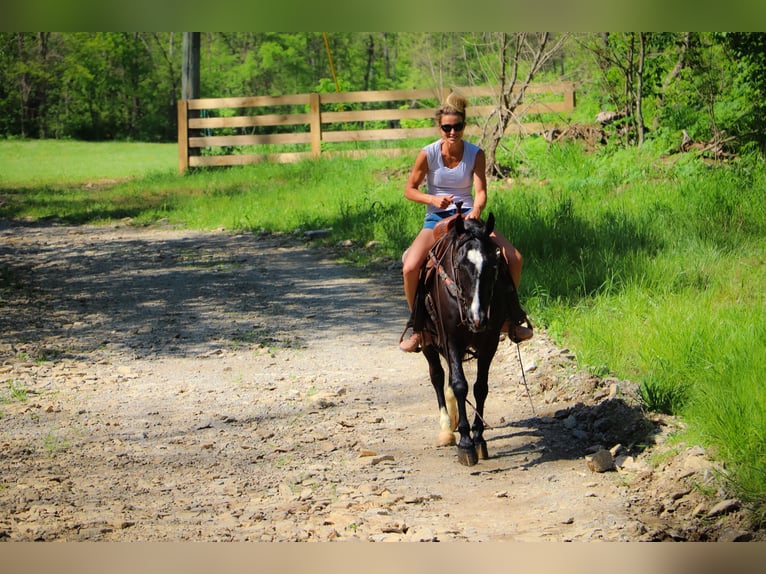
[402,228,436,310]
[400,228,436,351]
[490,229,522,288]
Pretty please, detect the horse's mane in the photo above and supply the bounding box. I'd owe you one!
[451,213,495,248]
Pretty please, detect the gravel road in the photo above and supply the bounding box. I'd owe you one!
[0,222,757,542]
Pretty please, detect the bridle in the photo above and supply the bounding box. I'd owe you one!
[430,225,498,329]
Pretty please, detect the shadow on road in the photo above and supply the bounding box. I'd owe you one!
[483,398,660,470]
[0,221,407,360]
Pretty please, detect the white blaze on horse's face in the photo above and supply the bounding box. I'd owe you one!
[466,247,485,328]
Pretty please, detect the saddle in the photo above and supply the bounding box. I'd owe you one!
[401,222,531,351]
[432,213,460,243]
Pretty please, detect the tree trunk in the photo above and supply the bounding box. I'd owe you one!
[636,32,646,146]
[479,32,569,178]
[364,34,374,91]
[654,32,691,130]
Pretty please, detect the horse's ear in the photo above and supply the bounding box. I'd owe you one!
[486,212,495,236]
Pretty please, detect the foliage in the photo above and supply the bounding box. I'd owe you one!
[576,32,766,154]
[506,142,766,513]
[718,32,766,152]
[2,32,766,156]
[0,32,414,143]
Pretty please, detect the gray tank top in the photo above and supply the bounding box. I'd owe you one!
[424,139,479,215]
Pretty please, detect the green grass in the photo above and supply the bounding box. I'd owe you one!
[1,138,765,518]
[1,380,28,403]
[0,139,177,187]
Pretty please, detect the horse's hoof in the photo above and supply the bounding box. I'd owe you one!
[438,431,456,447]
[457,446,478,466]
[475,440,489,460]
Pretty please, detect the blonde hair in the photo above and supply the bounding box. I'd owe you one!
[436,92,467,121]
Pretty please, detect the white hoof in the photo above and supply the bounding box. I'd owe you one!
[437,431,456,447]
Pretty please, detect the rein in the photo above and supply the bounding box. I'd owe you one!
[430,228,494,329]
[429,233,467,326]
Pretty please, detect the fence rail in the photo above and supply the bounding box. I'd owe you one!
[177,83,575,173]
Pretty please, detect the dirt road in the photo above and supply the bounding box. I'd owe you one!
[0,222,756,541]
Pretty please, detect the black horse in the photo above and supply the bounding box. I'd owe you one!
[412,210,520,466]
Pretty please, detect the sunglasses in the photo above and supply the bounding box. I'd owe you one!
[440,122,465,133]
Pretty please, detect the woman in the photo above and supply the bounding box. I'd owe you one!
[399,92,533,352]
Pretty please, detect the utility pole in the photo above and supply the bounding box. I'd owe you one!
[182,32,200,100]
[182,32,201,163]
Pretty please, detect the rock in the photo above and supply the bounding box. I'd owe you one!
[586,449,615,473]
[706,499,740,518]
[370,455,394,465]
[304,229,332,239]
[298,488,314,501]
[681,451,712,475]
[381,521,407,534]
[717,528,752,542]
[690,503,706,517]
[406,526,438,541]
[615,455,644,472]
[310,395,336,409]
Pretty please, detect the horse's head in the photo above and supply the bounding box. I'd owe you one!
[452,213,499,333]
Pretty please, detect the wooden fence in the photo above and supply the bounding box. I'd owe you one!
[177,83,575,173]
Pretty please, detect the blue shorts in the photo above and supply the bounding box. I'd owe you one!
[423,207,472,230]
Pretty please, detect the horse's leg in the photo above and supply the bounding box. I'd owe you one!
[423,345,454,447]
[445,382,458,433]
[447,347,477,466]
[472,335,500,460]
[471,351,493,459]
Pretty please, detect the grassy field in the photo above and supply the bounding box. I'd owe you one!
[2,138,765,520]
[0,139,178,186]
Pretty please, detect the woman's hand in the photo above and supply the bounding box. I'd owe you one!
[467,208,482,220]
[432,194,454,210]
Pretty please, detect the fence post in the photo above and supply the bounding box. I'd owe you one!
[564,82,576,110]
[177,99,189,174]
[309,92,321,159]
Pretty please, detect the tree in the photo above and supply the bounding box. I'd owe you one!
[583,32,649,146]
[465,32,570,177]
[720,32,766,153]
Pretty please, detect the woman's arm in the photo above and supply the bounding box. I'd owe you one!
[404,150,453,209]
[469,148,488,219]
